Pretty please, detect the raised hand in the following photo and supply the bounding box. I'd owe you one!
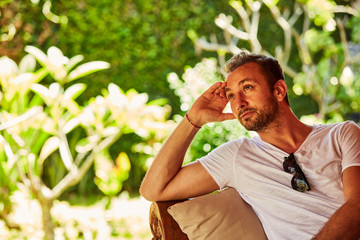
[187,82,236,127]
[140,82,232,201]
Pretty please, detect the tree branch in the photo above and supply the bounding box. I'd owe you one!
[51,132,121,199]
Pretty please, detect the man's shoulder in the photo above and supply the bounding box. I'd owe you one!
[311,121,359,140]
[314,120,358,131]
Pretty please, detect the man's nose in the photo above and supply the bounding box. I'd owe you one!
[235,95,247,111]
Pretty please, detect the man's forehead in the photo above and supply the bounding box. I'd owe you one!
[225,62,261,81]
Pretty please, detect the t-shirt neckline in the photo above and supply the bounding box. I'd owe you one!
[250,124,318,155]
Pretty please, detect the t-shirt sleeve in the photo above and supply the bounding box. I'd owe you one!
[339,121,360,171]
[195,139,241,190]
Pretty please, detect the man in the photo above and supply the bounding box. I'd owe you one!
[140,52,360,239]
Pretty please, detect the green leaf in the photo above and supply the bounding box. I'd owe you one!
[29,93,44,108]
[95,172,122,196]
[0,160,7,185]
[67,61,110,82]
[31,84,51,104]
[147,98,168,106]
[63,83,87,100]
[75,137,93,153]
[47,46,67,65]
[64,99,82,116]
[19,54,36,73]
[63,117,80,134]
[65,55,84,72]
[115,152,131,174]
[94,150,120,195]
[125,88,139,95]
[33,68,49,84]
[25,45,48,67]
[108,83,125,95]
[29,131,50,155]
[229,0,242,9]
[0,135,15,168]
[0,56,18,79]
[39,136,59,164]
[94,151,131,196]
[263,0,279,8]
[59,135,74,170]
[187,29,199,42]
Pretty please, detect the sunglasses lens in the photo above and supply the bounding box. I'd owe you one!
[283,161,295,173]
[283,157,296,173]
[291,173,310,192]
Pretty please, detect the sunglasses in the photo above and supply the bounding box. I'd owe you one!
[283,153,311,192]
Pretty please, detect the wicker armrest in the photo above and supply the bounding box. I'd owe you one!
[149,200,189,240]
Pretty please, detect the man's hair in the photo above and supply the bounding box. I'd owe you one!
[224,51,290,105]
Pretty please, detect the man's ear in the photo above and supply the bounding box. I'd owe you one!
[274,80,287,102]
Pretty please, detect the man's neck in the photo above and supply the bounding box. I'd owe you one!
[256,110,313,154]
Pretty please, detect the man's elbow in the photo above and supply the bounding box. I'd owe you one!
[139,184,161,202]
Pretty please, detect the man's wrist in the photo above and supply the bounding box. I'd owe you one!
[185,112,202,129]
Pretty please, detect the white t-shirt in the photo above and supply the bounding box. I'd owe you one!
[198,121,360,240]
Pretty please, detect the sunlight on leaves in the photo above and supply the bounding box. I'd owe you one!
[38,136,60,164]
[67,61,110,82]
[94,151,131,196]
[0,44,174,239]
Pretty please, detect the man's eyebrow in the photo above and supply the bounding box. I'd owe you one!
[225,78,257,91]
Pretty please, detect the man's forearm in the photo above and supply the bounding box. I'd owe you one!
[140,82,232,201]
[314,198,360,240]
[139,116,200,201]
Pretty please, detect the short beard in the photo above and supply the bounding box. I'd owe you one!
[239,97,279,132]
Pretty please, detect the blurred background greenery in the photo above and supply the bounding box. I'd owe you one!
[0,0,359,239]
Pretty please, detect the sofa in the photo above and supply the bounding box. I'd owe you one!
[149,187,268,240]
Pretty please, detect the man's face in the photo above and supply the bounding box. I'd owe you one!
[225,62,279,132]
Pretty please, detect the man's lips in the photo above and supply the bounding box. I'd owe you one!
[239,109,256,120]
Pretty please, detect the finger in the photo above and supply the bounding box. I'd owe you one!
[215,82,227,97]
[207,82,223,94]
[219,87,227,98]
[218,113,236,122]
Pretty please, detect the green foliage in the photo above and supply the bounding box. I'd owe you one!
[3,0,233,111]
[306,0,336,27]
[347,9,360,43]
[94,151,131,196]
[0,45,174,237]
[0,153,17,226]
[304,29,335,54]
[0,0,236,195]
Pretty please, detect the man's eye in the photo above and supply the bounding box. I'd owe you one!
[227,93,234,100]
[244,85,252,91]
